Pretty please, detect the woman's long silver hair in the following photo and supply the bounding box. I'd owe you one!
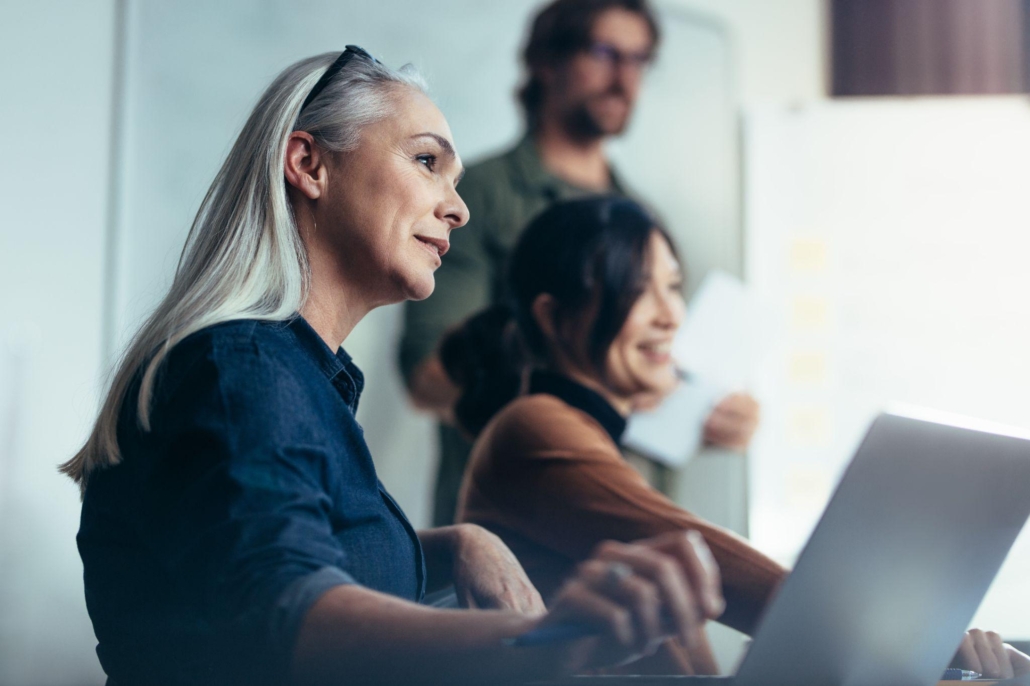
[61,52,427,489]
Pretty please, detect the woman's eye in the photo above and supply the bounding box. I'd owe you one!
[416,154,437,171]
[669,281,684,292]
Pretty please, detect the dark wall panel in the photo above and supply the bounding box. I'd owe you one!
[832,0,1029,96]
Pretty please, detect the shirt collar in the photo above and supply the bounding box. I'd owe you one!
[529,370,627,445]
[287,315,365,413]
[508,134,629,200]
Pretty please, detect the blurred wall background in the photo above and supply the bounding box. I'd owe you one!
[1,2,118,684]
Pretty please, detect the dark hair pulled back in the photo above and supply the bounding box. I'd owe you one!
[440,195,677,437]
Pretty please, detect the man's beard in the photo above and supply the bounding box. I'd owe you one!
[563,92,632,142]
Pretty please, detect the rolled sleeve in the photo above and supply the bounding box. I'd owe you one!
[271,566,356,654]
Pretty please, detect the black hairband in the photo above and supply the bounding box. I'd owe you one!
[299,45,376,113]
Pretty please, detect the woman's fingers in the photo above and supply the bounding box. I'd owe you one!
[545,537,724,670]
[704,394,760,450]
[560,565,637,648]
[582,557,670,654]
[985,631,1015,679]
[969,629,1003,678]
[592,537,720,652]
[590,541,698,651]
[638,531,725,619]
[564,564,634,646]
[956,632,983,674]
[956,629,1030,679]
[1005,644,1030,676]
[681,531,725,619]
[599,563,665,654]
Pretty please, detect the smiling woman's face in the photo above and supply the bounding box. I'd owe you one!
[318,87,469,305]
[602,231,685,402]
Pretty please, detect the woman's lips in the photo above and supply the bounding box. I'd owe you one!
[414,235,449,257]
[638,341,673,364]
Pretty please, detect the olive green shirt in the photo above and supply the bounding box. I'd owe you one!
[399,135,657,526]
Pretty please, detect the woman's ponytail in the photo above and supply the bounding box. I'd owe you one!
[439,304,527,437]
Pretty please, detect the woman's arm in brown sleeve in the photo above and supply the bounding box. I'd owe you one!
[489,405,789,634]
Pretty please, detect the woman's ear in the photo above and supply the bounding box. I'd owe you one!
[284,131,326,201]
[530,293,559,341]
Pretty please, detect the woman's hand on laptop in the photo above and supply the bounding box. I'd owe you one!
[953,629,1030,678]
[532,531,724,670]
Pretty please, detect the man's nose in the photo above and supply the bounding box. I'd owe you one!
[616,62,643,91]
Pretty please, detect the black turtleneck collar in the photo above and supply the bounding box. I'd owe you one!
[528,370,627,445]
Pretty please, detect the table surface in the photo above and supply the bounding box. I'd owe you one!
[531,675,997,679]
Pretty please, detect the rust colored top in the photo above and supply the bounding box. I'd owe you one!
[457,382,788,675]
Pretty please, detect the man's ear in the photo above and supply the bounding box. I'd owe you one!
[530,293,559,340]
[284,131,326,201]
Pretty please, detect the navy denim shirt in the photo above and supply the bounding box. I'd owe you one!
[77,317,426,685]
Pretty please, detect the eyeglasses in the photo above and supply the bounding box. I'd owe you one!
[585,42,654,72]
[300,45,377,113]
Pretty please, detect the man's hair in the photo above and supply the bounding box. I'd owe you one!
[518,0,661,129]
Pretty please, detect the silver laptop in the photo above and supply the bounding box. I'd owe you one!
[545,407,1030,686]
[733,407,1030,686]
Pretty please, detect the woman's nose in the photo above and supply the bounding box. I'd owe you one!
[441,186,469,229]
[656,293,684,329]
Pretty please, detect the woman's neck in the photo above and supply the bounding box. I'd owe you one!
[300,237,377,352]
[300,294,365,353]
[547,365,633,417]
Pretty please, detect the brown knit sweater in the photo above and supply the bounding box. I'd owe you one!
[457,392,788,675]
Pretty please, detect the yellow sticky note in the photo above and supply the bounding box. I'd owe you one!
[789,238,828,273]
[788,352,828,386]
[787,405,831,447]
[785,464,833,509]
[792,296,830,330]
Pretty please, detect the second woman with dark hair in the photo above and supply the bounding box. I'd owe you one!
[444,196,788,674]
[446,196,1030,677]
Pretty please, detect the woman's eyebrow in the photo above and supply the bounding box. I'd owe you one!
[410,132,455,157]
[410,132,465,183]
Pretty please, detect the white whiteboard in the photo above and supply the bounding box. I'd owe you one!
[744,98,1030,635]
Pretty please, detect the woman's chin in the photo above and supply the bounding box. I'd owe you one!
[646,371,680,397]
[403,273,436,302]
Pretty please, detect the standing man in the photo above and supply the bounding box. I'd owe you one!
[400,0,759,527]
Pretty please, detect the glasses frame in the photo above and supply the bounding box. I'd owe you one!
[299,45,376,113]
[584,42,655,72]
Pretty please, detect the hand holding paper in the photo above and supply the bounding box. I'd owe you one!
[624,270,758,467]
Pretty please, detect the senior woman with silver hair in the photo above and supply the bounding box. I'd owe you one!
[60,48,724,685]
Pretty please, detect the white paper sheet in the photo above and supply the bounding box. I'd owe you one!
[624,270,756,467]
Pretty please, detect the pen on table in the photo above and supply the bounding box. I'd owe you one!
[941,669,983,680]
